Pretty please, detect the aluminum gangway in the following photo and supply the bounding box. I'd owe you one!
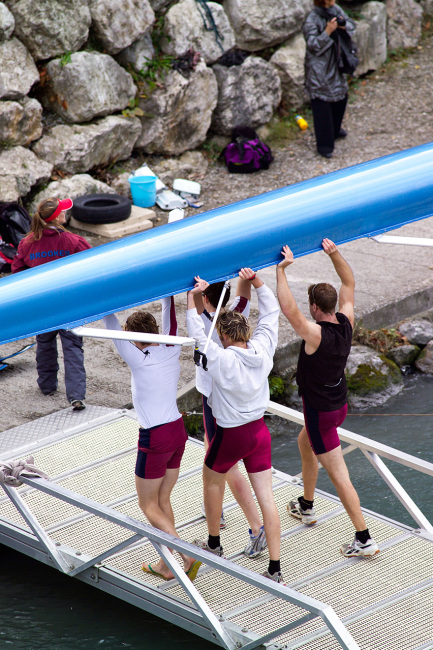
[1,390,433,650]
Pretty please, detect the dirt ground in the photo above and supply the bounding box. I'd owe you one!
[1,35,433,433]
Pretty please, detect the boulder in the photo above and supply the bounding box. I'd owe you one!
[386,0,423,51]
[116,33,155,73]
[354,2,387,76]
[0,174,19,202]
[0,37,39,100]
[420,0,433,16]
[135,59,218,155]
[0,146,52,198]
[149,0,171,9]
[27,174,116,214]
[398,319,433,346]
[110,172,132,198]
[88,0,154,55]
[32,116,142,174]
[386,344,420,367]
[5,0,91,61]
[0,2,14,41]
[161,0,235,64]
[153,150,209,185]
[414,340,433,374]
[0,97,43,146]
[223,0,307,51]
[270,33,307,110]
[212,56,282,135]
[345,344,403,408]
[41,52,137,124]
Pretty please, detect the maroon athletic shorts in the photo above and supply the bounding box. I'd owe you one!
[302,397,348,455]
[135,417,187,479]
[205,417,272,474]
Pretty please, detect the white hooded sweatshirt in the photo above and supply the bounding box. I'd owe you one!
[186,284,279,428]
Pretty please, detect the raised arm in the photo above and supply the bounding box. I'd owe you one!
[276,245,322,350]
[322,238,355,326]
[161,296,178,336]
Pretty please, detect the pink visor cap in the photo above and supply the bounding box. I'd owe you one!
[44,198,73,223]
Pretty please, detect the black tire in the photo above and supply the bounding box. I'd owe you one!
[71,194,132,224]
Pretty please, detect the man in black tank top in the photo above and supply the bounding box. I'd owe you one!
[276,238,379,558]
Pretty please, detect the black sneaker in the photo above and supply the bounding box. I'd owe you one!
[71,400,86,411]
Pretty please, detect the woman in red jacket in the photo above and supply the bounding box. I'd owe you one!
[12,197,91,410]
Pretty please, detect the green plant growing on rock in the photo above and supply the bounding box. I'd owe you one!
[182,412,204,439]
[59,51,72,66]
[269,375,285,398]
[352,322,409,354]
[122,97,144,118]
[346,357,402,396]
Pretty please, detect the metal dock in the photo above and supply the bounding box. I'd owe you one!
[1,392,433,650]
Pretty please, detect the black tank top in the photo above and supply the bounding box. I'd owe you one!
[296,312,352,412]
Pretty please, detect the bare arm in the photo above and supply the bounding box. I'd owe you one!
[276,246,322,351]
[322,238,355,326]
[235,267,255,301]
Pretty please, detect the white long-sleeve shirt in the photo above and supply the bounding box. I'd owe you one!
[103,297,181,429]
[187,284,279,427]
[196,295,250,398]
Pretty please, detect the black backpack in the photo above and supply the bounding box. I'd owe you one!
[0,202,31,248]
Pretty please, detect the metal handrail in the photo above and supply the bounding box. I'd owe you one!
[266,400,433,535]
[1,474,359,650]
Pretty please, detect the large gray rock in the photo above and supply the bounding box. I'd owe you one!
[135,59,218,155]
[0,146,52,198]
[32,116,142,174]
[270,33,307,110]
[0,174,19,202]
[420,0,433,16]
[6,0,91,61]
[28,174,116,214]
[354,2,387,76]
[386,0,423,51]
[0,97,43,146]
[386,344,420,367]
[414,340,433,374]
[89,0,154,55]
[223,0,307,51]
[161,0,235,64]
[212,56,282,135]
[0,37,39,100]
[398,319,433,345]
[0,2,14,41]
[116,32,155,73]
[345,344,403,408]
[41,52,137,124]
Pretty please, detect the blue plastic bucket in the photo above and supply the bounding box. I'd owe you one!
[129,175,156,208]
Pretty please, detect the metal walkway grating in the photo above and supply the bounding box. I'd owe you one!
[1,409,433,650]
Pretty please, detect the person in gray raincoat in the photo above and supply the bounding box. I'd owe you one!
[303,0,356,158]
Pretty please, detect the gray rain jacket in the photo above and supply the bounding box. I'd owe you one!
[303,5,356,102]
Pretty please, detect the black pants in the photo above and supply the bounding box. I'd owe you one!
[311,95,348,155]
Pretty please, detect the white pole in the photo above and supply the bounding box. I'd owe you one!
[203,281,230,354]
[71,326,196,347]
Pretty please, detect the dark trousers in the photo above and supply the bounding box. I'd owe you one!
[36,329,86,402]
[311,95,348,155]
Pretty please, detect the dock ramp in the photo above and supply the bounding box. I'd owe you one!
[1,400,433,650]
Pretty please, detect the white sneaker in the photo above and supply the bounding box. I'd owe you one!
[288,498,317,525]
[244,526,267,558]
[341,536,380,557]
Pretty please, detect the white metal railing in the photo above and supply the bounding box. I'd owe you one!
[266,400,433,536]
[1,475,359,650]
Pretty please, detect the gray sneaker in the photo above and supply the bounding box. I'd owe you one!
[193,539,225,557]
[244,525,267,558]
[341,536,379,558]
[288,498,317,525]
[71,399,86,411]
[262,569,284,584]
[200,502,226,529]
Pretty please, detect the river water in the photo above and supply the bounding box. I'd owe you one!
[1,374,432,649]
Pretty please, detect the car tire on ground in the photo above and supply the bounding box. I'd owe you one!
[71,194,132,224]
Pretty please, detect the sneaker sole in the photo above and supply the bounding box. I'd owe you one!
[341,548,380,558]
[288,506,317,525]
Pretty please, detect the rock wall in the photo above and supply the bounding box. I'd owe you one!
[0,0,426,207]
